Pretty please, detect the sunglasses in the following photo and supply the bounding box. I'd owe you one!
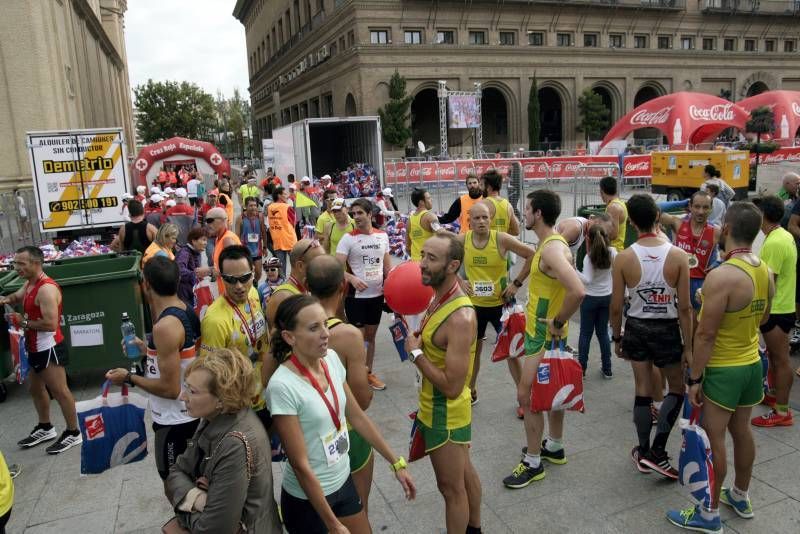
[267,267,280,272]
[301,240,320,258]
[205,217,222,224]
[220,272,254,285]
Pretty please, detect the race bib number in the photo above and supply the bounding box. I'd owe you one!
[472,281,495,297]
[247,233,259,243]
[364,266,383,283]
[322,426,350,466]
[145,355,159,379]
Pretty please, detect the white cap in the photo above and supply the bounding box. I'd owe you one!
[382,187,393,197]
[136,185,146,194]
[121,193,134,201]
[150,186,162,194]
[150,194,162,203]
[301,176,311,183]
[165,199,176,207]
[331,198,345,211]
[321,174,331,181]
[174,187,188,198]
[164,187,175,194]
[248,176,257,182]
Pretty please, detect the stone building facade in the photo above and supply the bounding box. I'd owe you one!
[234,0,800,156]
[0,0,135,189]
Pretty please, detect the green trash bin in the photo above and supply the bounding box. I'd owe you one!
[1,253,145,372]
[0,268,22,383]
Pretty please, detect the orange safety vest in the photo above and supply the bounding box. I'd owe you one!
[268,202,298,251]
[213,230,242,295]
[458,194,482,234]
[141,242,175,267]
[219,193,234,226]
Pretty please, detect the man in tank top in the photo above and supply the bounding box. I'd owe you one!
[113,199,157,254]
[610,194,692,481]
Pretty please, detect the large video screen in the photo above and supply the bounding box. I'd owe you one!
[448,95,480,129]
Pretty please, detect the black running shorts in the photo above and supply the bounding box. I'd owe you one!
[152,419,200,480]
[281,475,362,534]
[344,296,384,327]
[621,317,683,368]
[759,312,795,335]
[28,342,69,373]
[475,304,503,340]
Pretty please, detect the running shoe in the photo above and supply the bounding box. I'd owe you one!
[367,373,386,391]
[17,425,57,448]
[719,487,754,519]
[8,464,21,479]
[502,462,545,489]
[639,449,678,480]
[602,369,613,380]
[516,406,524,419]
[665,505,722,533]
[521,441,567,465]
[751,409,793,427]
[631,446,651,474]
[45,430,82,455]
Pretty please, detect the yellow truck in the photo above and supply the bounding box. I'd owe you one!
[651,150,750,200]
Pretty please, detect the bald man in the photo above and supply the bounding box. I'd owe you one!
[265,238,324,328]
[777,172,800,204]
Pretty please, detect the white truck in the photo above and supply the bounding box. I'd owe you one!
[271,116,383,183]
[26,128,132,242]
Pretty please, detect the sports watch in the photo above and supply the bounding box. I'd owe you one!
[687,374,703,386]
[409,349,424,364]
[391,456,408,472]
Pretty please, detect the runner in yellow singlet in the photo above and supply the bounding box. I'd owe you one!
[600,176,627,251]
[481,170,520,236]
[265,239,323,329]
[668,202,775,533]
[503,190,585,490]
[407,188,439,261]
[404,233,482,534]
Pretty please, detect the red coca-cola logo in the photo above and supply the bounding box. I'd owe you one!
[630,106,673,126]
[85,414,105,440]
[689,104,735,121]
[792,102,800,117]
[625,161,650,173]
[565,163,580,172]
[438,166,456,177]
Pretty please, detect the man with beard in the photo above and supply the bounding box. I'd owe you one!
[659,191,720,314]
[404,233,482,534]
[503,190,585,489]
[438,175,484,234]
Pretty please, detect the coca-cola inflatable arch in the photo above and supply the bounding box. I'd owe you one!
[132,137,231,186]
[738,90,800,142]
[600,91,749,149]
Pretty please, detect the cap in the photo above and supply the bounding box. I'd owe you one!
[301,176,311,183]
[382,187,393,198]
[164,187,175,194]
[331,198,345,211]
[174,188,188,198]
[150,194,162,203]
[165,199,176,207]
[121,193,134,201]
[265,256,282,267]
[136,185,146,193]
[321,174,331,181]
[150,186,162,194]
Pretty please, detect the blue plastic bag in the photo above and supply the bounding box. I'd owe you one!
[9,327,29,384]
[76,380,148,475]
[678,401,715,510]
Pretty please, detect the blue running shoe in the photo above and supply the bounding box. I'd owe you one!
[719,487,754,519]
[665,505,722,533]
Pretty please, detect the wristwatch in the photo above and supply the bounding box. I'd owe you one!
[552,318,565,330]
[124,371,135,387]
[687,374,703,386]
[409,349,423,364]
[390,456,408,472]
[512,279,523,288]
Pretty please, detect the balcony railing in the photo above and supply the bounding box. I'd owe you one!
[504,0,685,8]
[702,0,800,14]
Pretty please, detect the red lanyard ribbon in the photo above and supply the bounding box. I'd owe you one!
[724,248,752,261]
[224,296,257,348]
[638,232,659,240]
[415,280,460,337]
[288,276,306,294]
[289,354,341,429]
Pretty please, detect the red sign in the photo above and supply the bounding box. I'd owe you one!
[749,146,800,165]
[622,155,652,178]
[85,413,106,440]
[132,136,231,185]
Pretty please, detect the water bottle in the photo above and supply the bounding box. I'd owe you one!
[121,312,140,359]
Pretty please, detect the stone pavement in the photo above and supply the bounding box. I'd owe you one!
[2,312,800,533]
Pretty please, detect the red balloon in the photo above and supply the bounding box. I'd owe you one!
[384,261,433,315]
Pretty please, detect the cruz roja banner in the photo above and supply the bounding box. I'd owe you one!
[27,128,131,233]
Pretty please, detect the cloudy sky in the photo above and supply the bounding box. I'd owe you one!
[125,1,249,99]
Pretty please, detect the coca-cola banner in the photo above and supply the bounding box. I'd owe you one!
[748,146,800,165]
[738,90,800,141]
[622,155,652,178]
[601,91,749,149]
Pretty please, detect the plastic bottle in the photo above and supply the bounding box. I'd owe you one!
[673,118,683,145]
[780,114,789,139]
[121,312,140,359]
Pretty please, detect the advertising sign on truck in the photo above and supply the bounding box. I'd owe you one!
[27,128,131,233]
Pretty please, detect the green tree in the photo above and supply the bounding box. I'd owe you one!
[577,88,611,146]
[226,88,250,158]
[528,75,541,151]
[745,105,775,180]
[377,71,413,147]
[133,80,217,143]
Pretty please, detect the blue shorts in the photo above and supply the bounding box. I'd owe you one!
[690,277,704,311]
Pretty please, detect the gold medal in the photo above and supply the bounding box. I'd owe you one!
[688,254,699,269]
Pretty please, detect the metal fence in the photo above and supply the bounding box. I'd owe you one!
[0,189,47,254]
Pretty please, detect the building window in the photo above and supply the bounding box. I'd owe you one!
[723,38,735,51]
[634,34,648,49]
[528,32,544,46]
[469,30,487,45]
[657,35,671,49]
[370,29,389,44]
[557,33,572,47]
[404,30,422,44]
[765,39,775,52]
[702,37,715,51]
[785,40,795,52]
[680,36,694,50]
[339,36,345,51]
[609,33,624,48]
[347,30,355,47]
[330,42,337,56]
[436,30,455,44]
[499,31,516,46]
[744,39,756,52]
[584,33,598,47]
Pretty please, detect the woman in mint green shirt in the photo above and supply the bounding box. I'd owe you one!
[266,294,416,534]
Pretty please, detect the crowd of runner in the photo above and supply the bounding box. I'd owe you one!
[1,167,799,534]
